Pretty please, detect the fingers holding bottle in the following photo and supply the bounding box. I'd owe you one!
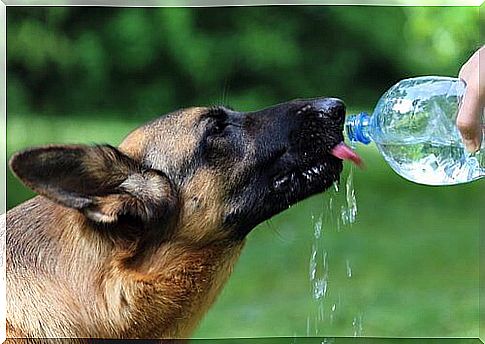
[457,46,484,153]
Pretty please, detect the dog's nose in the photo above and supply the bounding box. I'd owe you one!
[311,98,346,121]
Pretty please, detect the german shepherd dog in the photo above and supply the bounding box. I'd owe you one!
[5,97,360,340]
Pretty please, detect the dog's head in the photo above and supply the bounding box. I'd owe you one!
[10,98,358,244]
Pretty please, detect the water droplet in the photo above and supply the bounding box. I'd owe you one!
[309,245,317,280]
[312,278,327,300]
[333,181,339,192]
[314,215,322,239]
[322,250,328,272]
[318,303,324,321]
[341,165,358,225]
[346,259,352,278]
[352,313,364,337]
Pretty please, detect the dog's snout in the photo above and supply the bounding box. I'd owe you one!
[295,97,346,123]
[313,98,346,121]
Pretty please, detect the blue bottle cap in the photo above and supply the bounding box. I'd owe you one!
[346,112,371,145]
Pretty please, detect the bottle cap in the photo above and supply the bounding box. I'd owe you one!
[346,112,371,145]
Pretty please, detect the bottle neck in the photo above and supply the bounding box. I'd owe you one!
[345,112,372,145]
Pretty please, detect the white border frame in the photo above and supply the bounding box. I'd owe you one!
[1,1,6,343]
[3,0,485,6]
[0,2,483,343]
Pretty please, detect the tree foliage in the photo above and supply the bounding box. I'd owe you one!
[7,6,480,117]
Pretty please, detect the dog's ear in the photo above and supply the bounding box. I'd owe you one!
[9,145,177,224]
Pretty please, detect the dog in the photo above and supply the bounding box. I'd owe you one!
[5,97,359,340]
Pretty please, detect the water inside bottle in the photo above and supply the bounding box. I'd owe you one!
[379,142,484,185]
[350,76,484,185]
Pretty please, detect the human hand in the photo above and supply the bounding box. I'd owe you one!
[457,46,484,153]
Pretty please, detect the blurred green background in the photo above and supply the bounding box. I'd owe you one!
[6,5,483,339]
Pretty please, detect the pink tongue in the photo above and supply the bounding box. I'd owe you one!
[331,142,363,168]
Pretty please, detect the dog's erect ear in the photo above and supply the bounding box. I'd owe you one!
[9,145,177,224]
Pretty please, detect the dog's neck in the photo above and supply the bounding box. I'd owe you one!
[7,196,245,338]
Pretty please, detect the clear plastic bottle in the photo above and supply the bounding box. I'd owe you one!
[345,76,484,185]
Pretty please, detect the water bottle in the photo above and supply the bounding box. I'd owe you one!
[345,76,484,185]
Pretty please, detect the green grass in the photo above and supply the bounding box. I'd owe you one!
[6,112,482,339]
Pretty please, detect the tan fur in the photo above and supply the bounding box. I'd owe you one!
[118,127,148,161]
[6,107,246,340]
[177,169,228,244]
[7,196,244,339]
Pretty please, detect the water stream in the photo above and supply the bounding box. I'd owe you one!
[307,165,363,337]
